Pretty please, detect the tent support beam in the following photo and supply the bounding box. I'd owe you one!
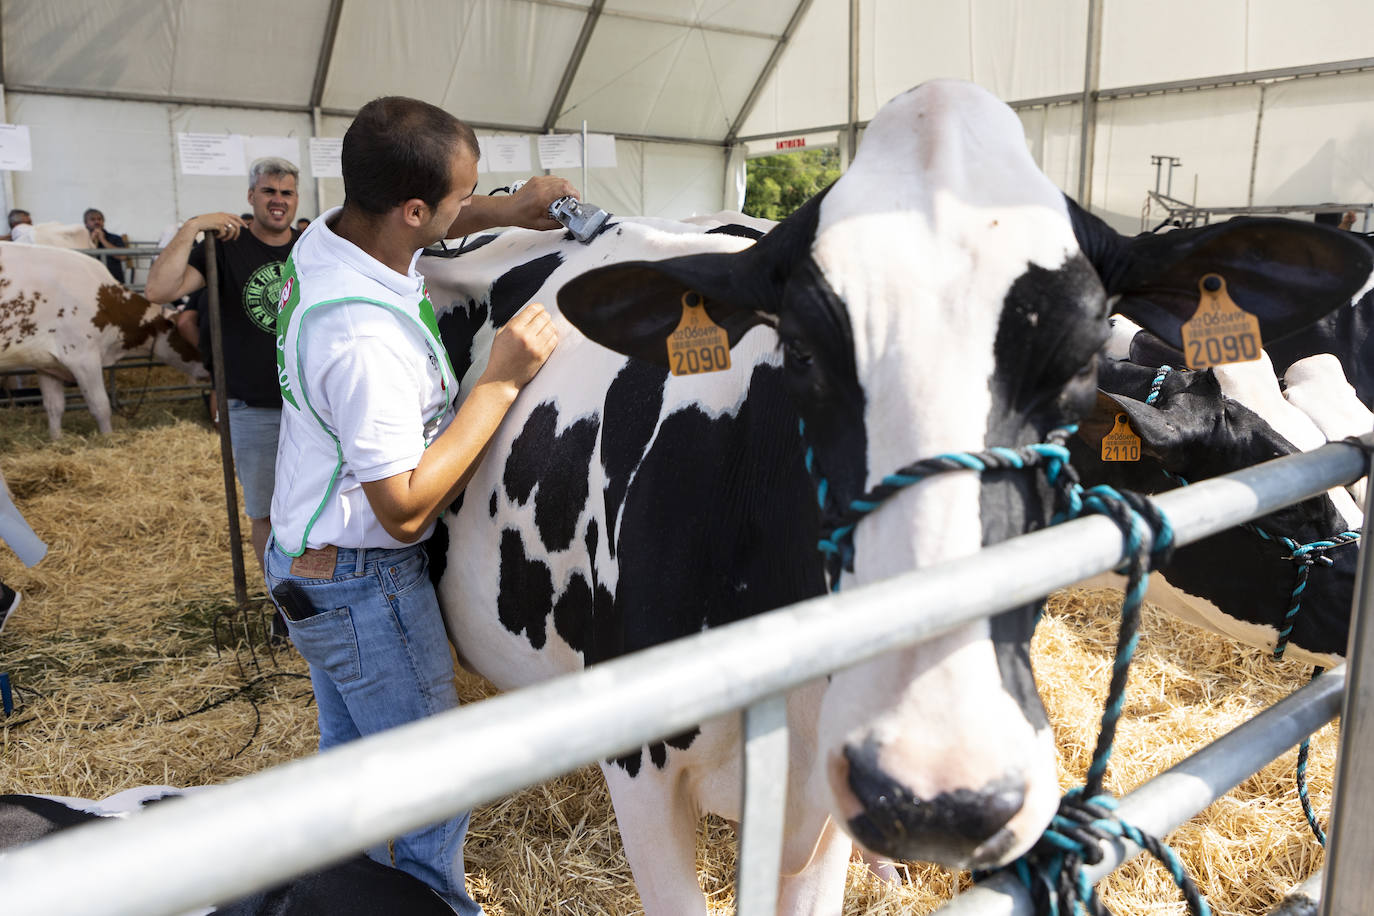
[1076,0,1102,206]
[309,0,345,110]
[519,0,783,42]
[845,0,859,167]
[724,0,814,145]
[543,0,606,132]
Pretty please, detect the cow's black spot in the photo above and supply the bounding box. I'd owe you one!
[503,402,600,552]
[648,742,666,769]
[981,256,1108,731]
[436,296,489,384]
[426,515,449,588]
[598,363,822,667]
[552,572,593,651]
[498,528,553,649]
[612,749,642,777]
[706,223,765,240]
[489,253,564,328]
[600,360,668,558]
[488,489,498,518]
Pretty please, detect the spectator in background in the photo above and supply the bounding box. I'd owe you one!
[240,212,254,227]
[84,208,128,284]
[145,157,301,583]
[295,217,310,232]
[1339,210,1359,231]
[3,208,31,242]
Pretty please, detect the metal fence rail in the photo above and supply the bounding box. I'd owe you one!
[0,437,1367,916]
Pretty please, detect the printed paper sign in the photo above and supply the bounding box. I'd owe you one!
[481,136,532,173]
[245,135,301,169]
[536,133,618,170]
[309,137,343,178]
[537,134,582,170]
[0,124,32,171]
[177,133,247,176]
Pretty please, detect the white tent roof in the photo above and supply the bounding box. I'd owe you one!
[3,0,1372,237]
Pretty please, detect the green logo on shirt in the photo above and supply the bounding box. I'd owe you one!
[244,261,288,333]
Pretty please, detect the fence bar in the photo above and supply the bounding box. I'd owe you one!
[1320,443,1374,916]
[0,438,1365,915]
[736,693,790,915]
[1272,869,1324,915]
[937,667,1346,915]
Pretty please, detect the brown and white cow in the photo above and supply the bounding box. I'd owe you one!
[0,243,204,438]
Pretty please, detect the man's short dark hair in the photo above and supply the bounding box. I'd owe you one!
[8,208,29,228]
[342,96,479,215]
[83,207,103,222]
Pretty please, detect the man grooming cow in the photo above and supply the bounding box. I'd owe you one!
[145,157,302,576]
[265,96,574,913]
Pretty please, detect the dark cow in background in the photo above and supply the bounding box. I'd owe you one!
[416,80,1367,914]
[1074,356,1361,667]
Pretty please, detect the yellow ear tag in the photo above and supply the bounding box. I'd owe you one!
[1180,273,1263,369]
[1101,412,1141,462]
[666,291,732,376]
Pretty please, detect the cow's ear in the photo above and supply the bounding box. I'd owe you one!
[559,186,832,367]
[556,254,770,368]
[1077,390,1182,463]
[1067,197,1374,348]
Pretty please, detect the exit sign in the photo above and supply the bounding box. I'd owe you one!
[775,137,806,150]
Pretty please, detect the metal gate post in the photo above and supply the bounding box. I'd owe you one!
[1321,446,1374,915]
[736,693,790,915]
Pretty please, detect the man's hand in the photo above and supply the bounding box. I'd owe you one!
[480,304,559,391]
[189,212,250,241]
[90,227,109,248]
[507,176,580,230]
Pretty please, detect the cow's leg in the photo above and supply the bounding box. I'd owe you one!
[35,372,67,440]
[65,361,114,435]
[600,762,708,916]
[776,816,851,916]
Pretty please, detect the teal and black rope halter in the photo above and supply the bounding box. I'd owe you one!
[803,423,1079,591]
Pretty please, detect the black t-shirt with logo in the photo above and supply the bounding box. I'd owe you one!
[188,229,299,407]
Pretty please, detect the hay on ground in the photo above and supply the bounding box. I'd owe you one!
[0,405,1336,914]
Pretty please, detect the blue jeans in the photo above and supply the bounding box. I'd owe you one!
[226,401,279,519]
[263,537,483,916]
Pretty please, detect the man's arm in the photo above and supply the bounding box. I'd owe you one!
[445,175,579,239]
[144,212,248,303]
[361,304,559,542]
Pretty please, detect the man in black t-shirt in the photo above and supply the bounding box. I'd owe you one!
[146,157,301,576]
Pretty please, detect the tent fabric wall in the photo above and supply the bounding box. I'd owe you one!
[0,0,1370,236]
[7,92,321,244]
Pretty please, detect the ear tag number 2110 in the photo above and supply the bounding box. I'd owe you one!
[667,291,732,376]
[1101,413,1141,462]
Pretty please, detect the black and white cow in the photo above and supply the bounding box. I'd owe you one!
[417,80,1368,914]
[1073,356,1362,667]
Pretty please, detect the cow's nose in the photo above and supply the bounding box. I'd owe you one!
[842,742,1025,866]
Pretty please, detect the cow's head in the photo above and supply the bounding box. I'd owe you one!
[558,80,1370,869]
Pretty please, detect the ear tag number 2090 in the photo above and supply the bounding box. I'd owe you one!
[1180,273,1262,369]
[1101,412,1141,462]
[667,291,731,376]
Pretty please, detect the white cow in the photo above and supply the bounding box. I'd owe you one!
[0,243,205,438]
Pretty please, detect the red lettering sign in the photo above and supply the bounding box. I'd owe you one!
[775,138,806,150]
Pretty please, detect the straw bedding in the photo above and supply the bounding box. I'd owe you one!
[0,396,1335,915]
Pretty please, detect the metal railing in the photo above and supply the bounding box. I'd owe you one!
[0,436,1368,915]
